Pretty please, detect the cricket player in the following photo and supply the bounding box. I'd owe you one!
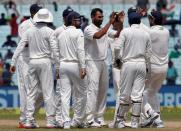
[141,10,169,128]
[10,8,60,128]
[108,18,128,128]
[54,7,73,127]
[16,4,42,128]
[84,8,122,127]
[114,12,151,128]
[57,11,87,129]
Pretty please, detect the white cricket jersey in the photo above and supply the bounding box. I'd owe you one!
[118,24,152,62]
[11,24,60,67]
[107,34,121,64]
[84,23,114,61]
[149,25,169,65]
[58,26,85,68]
[54,25,66,38]
[18,18,35,57]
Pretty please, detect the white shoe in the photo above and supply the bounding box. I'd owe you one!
[56,121,63,128]
[140,112,159,127]
[117,121,125,128]
[95,117,106,126]
[25,119,39,128]
[64,121,70,129]
[131,122,139,128]
[88,121,101,128]
[71,120,86,128]
[108,121,115,128]
[46,119,57,128]
[152,119,164,128]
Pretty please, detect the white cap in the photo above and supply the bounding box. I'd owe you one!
[33,8,53,23]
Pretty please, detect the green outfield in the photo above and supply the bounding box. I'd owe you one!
[0,107,181,131]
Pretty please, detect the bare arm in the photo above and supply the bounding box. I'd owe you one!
[93,12,116,39]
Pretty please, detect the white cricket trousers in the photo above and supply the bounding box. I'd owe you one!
[119,61,146,103]
[142,64,168,117]
[112,67,121,97]
[16,55,43,122]
[55,79,62,122]
[26,58,56,121]
[112,67,121,123]
[58,61,87,123]
[116,61,146,122]
[86,60,108,122]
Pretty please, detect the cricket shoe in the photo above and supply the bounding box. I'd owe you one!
[140,112,159,128]
[63,121,70,129]
[25,119,39,128]
[46,121,57,128]
[87,121,101,128]
[95,117,106,126]
[151,119,164,128]
[56,121,63,128]
[131,122,139,128]
[117,121,126,128]
[108,121,115,128]
[18,121,26,128]
[71,120,86,128]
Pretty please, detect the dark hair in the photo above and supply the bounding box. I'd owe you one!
[91,8,103,17]
[30,4,41,15]
[128,12,141,25]
[127,7,137,15]
[7,35,11,40]
[154,18,162,25]
[1,13,5,17]
[129,18,141,25]
[66,11,81,26]
[151,11,163,25]
[11,13,16,18]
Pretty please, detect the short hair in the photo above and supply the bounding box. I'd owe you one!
[66,11,81,26]
[128,12,141,25]
[150,11,163,25]
[30,4,42,15]
[91,8,103,17]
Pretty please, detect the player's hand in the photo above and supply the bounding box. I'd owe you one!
[118,11,125,23]
[80,68,86,79]
[109,12,116,24]
[56,69,60,79]
[10,66,16,73]
[137,7,147,17]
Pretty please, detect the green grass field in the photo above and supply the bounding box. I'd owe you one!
[0,107,181,131]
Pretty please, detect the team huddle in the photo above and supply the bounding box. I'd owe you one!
[10,3,169,129]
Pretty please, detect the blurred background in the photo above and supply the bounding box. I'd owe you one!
[0,0,181,108]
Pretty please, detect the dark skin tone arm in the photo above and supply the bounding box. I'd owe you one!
[93,12,116,39]
[93,11,125,39]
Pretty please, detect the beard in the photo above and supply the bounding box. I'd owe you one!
[94,20,103,27]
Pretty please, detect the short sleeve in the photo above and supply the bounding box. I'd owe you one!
[84,26,97,40]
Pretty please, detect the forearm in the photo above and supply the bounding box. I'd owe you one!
[93,22,111,39]
[11,42,26,66]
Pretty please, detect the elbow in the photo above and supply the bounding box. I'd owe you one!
[93,34,103,39]
[93,32,105,39]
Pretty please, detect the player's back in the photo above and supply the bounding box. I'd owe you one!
[58,26,84,61]
[149,25,169,65]
[120,24,151,62]
[25,24,55,59]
